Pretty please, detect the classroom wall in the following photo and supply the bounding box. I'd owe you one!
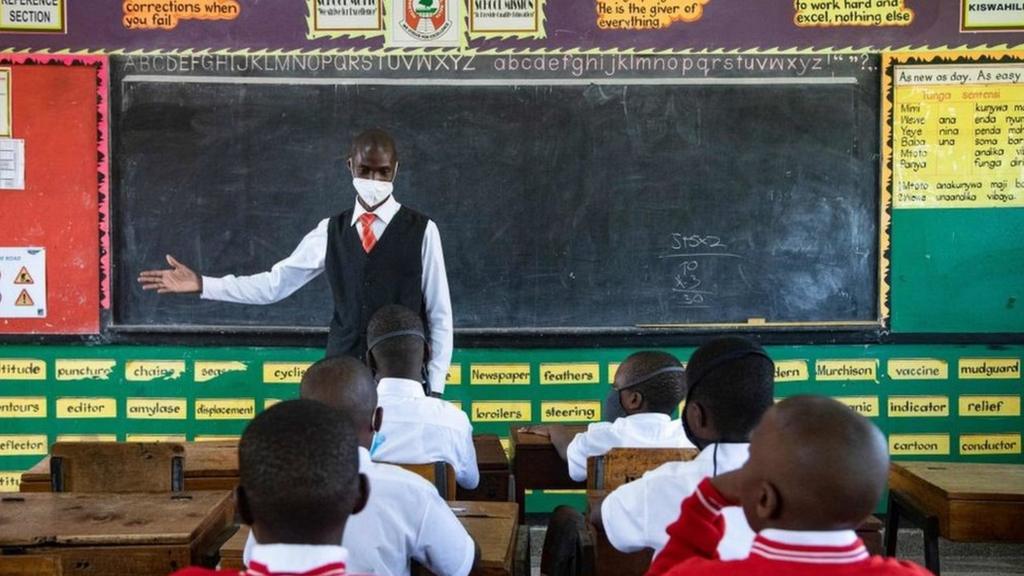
[0,2,1022,512]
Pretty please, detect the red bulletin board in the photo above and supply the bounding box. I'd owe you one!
[0,54,108,334]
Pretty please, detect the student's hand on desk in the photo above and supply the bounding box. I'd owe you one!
[519,425,551,437]
[138,254,202,294]
[709,469,744,505]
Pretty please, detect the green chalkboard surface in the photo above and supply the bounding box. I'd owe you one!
[891,210,1024,333]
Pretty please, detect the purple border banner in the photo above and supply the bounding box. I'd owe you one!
[0,1,1021,52]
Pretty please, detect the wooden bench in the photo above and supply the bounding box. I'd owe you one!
[886,461,1024,575]
[586,447,698,491]
[0,491,235,576]
[0,556,63,576]
[21,441,239,493]
[47,442,185,493]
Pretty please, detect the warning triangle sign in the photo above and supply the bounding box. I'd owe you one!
[15,289,34,307]
[14,267,33,285]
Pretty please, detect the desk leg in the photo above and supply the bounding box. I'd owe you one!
[516,480,527,524]
[923,514,941,576]
[884,492,900,557]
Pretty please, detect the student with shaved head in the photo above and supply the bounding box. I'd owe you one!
[366,304,479,489]
[139,129,454,396]
[647,396,931,576]
[597,337,775,562]
[243,356,478,576]
[172,399,369,575]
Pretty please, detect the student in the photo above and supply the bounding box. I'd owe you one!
[366,304,479,490]
[646,396,932,576]
[524,350,693,482]
[172,399,369,576]
[596,337,775,561]
[243,356,477,576]
[138,129,453,396]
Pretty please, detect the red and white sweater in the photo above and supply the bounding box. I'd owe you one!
[646,479,933,576]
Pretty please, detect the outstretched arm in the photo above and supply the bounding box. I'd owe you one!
[138,255,202,294]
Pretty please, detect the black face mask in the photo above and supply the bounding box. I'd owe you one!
[681,346,773,453]
[604,365,686,422]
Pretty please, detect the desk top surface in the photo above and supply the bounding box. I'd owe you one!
[0,491,234,546]
[21,442,239,483]
[891,461,1024,502]
[511,425,588,448]
[473,435,510,470]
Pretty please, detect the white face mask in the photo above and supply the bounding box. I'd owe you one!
[353,177,393,208]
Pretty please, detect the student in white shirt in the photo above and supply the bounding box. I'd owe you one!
[524,351,693,483]
[594,336,776,564]
[138,129,453,395]
[244,356,478,576]
[366,304,479,490]
[173,399,368,576]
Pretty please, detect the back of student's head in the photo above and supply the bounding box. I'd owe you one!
[617,351,686,415]
[238,399,360,543]
[683,336,774,445]
[301,355,377,429]
[366,304,426,377]
[742,395,889,531]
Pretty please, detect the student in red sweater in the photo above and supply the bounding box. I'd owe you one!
[171,399,369,576]
[647,395,932,576]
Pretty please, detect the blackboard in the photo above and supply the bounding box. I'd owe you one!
[112,54,882,333]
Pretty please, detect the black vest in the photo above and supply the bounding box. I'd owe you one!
[324,206,429,358]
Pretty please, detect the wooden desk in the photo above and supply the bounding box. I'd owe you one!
[510,425,587,521]
[226,501,519,576]
[20,442,239,493]
[459,434,512,502]
[0,491,235,576]
[886,461,1024,575]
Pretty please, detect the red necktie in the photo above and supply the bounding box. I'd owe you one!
[359,213,378,253]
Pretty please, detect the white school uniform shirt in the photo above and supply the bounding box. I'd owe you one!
[600,442,754,561]
[244,447,475,576]
[564,413,695,482]
[372,377,480,489]
[199,195,454,394]
[246,542,349,575]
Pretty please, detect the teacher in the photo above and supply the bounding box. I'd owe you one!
[138,129,454,396]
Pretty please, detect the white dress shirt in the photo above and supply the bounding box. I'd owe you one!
[200,195,454,394]
[565,413,695,482]
[372,377,479,489]
[600,442,754,561]
[244,447,475,576]
[246,542,349,575]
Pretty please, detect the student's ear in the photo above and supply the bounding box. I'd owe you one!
[372,406,383,433]
[236,485,255,526]
[686,401,708,433]
[622,389,644,412]
[755,480,781,524]
[352,473,371,515]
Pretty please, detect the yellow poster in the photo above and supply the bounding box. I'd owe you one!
[126,398,188,420]
[194,361,247,382]
[959,395,1021,416]
[55,359,116,381]
[126,434,187,443]
[470,364,531,385]
[446,364,462,385]
[0,396,46,418]
[891,61,1024,209]
[541,401,601,422]
[0,472,21,493]
[815,359,877,381]
[833,396,880,417]
[887,396,949,417]
[471,401,532,422]
[262,362,312,384]
[774,360,809,382]
[125,360,185,382]
[56,397,117,419]
[958,357,1021,379]
[195,398,256,420]
[887,359,948,380]
[540,363,601,385]
[57,434,117,442]
[960,433,1021,455]
[0,359,46,380]
[889,433,950,455]
[0,435,47,456]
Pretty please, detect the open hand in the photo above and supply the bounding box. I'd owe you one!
[138,255,202,294]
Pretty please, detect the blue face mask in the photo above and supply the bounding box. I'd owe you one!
[369,431,385,456]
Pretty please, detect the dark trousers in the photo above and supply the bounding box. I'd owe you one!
[541,506,588,576]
